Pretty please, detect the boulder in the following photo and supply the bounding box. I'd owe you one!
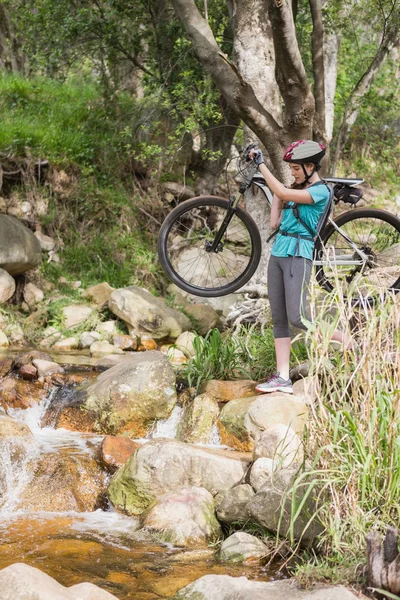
[290,361,310,381]
[96,320,118,338]
[176,393,219,444]
[0,331,9,347]
[219,532,269,563]
[82,282,115,308]
[51,337,79,351]
[218,394,308,451]
[13,350,52,368]
[32,359,64,378]
[0,376,46,410]
[200,379,258,402]
[140,486,221,547]
[100,435,139,471]
[89,340,123,357]
[174,331,197,357]
[23,282,44,307]
[216,484,255,524]
[253,424,303,467]
[18,364,37,381]
[0,415,33,441]
[84,351,177,435]
[0,214,42,275]
[183,304,223,336]
[108,285,191,340]
[107,438,249,516]
[94,354,134,369]
[62,304,93,329]
[0,268,15,303]
[112,334,136,350]
[80,331,101,348]
[249,458,275,492]
[171,575,361,600]
[34,229,55,251]
[5,323,24,343]
[161,181,195,201]
[38,326,62,348]
[293,376,317,405]
[0,563,119,600]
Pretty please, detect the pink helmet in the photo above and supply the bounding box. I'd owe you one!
[283,140,325,165]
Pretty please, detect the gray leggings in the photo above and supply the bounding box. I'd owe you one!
[268,255,312,338]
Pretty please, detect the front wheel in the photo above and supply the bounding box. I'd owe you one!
[315,208,400,303]
[157,196,262,297]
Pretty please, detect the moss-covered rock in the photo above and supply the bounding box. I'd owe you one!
[176,394,219,444]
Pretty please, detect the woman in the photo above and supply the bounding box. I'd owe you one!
[248,140,352,394]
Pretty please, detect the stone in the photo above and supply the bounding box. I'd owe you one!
[140,486,221,547]
[138,336,158,351]
[161,181,195,201]
[218,394,308,451]
[253,424,304,467]
[38,326,62,348]
[290,361,310,381]
[216,484,255,524]
[108,285,191,340]
[0,214,42,275]
[80,331,101,348]
[0,197,6,212]
[84,351,177,436]
[89,340,123,357]
[200,380,258,402]
[107,438,249,516]
[183,304,223,336]
[13,350,52,369]
[171,575,361,600]
[247,466,323,544]
[100,435,139,471]
[250,458,275,492]
[219,532,269,563]
[0,415,33,440]
[0,269,15,303]
[0,358,13,377]
[18,364,37,381]
[176,393,220,444]
[34,230,55,251]
[94,354,134,369]
[0,562,119,599]
[32,359,64,378]
[293,377,317,405]
[62,304,93,329]
[5,323,24,343]
[0,377,46,410]
[174,331,197,357]
[112,334,136,350]
[51,337,79,351]
[0,331,9,347]
[82,282,115,308]
[160,345,187,365]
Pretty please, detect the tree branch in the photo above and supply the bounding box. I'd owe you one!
[308,0,327,144]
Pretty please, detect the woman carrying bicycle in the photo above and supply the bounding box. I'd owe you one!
[249,140,352,394]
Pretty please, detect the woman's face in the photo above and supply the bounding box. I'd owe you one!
[289,162,314,184]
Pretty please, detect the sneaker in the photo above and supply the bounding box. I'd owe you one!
[255,373,293,394]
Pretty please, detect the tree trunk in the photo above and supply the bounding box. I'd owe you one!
[366,527,400,596]
[309,0,327,146]
[324,31,340,143]
[0,3,24,73]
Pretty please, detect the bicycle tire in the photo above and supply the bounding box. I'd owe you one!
[315,207,400,301]
[158,196,262,297]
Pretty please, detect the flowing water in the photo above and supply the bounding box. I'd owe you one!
[0,368,281,599]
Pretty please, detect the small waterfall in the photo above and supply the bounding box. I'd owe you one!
[151,404,184,439]
[0,437,39,514]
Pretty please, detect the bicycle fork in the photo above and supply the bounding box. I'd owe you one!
[206,194,242,253]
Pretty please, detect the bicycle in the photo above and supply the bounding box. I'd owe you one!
[157,150,400,304]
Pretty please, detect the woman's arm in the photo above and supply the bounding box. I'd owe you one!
[271,194,283,228]
[258,163,314,204]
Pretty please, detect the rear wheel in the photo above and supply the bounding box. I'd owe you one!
[157,196,262,297]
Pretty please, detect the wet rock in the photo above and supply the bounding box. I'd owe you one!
[32,359,64,378]
[0,214,42,275]
[23,282,44,307]
[0,376,46,409]
[34,229,55,251]
[13,350,52,369]
[253,424,303,467]
[80,330,101,348]
[137,335,158,351]
[200,380,258,402]
[100,435,139,471]
[89,340,123,357]
[219,532,269,563]
[82,282,115,308]
[62,304,93,329]
[218,395,308,451]
[183,304,223,336]
[0,358,13,377]
[0,562,119,599]
[0,331,9,347]
[0,268,15,303]
[18,364,37,381]
[108,285,191,340]
[54,407,97,433]
[0,415,33,440]
[140,486,221,547]
[249,458,275,492]
[216,484,255,524]
[112,334,136,350]
[176,393,219,444]
[52,337,79,351]
[171,575,361,600]
[107,438,248,516]
[84,351,177,436]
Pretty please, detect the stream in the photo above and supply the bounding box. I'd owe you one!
[0,364,281,599]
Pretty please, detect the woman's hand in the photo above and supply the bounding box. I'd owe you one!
[247,147,264,167]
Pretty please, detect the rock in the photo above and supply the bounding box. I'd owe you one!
[176,394,220,444]
[18,450,105,512]
[293,377,317,405]
[62,304,93,329]
[174,331,197,357]
[183,304,223,336]
[112,334,136,350]
[0,376,46,410]
[216,484,255,524]
[108,286,191,340]
[107,438,249,516]
[0,358,13,377]
[32,359,64,378]
[96,320,118,338]
[290,361,310,381]
[250,458,275,492]
[82,282,115,308]
[89,340,123,357]
[18,364,37,381]
[52,337,79,351]
[171,575,361,600]
[100,435,139,471]
[13,350,52,368]
[38,326,62,348]
[218,394,308,451]
[200,380,258,402]
[94,354,134,369]
[219,532,269,563]
[247,466,323,544]
[5,323,24,343]
[138,335,158,351]
[34,230,55,251]
[140,486,221,547]
[84,351,177,435]
[0,331,9,347]
[0,214,42,275]
[0,197,6,212]
[160,345,187,365]
[253,424,303,467]
[0,562,119,599]
[80,331,101,348]
[161,181,195,201]
[0,269,15,303]
[0,415,33,440]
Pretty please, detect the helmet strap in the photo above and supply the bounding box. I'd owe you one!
[301,164,317,183]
